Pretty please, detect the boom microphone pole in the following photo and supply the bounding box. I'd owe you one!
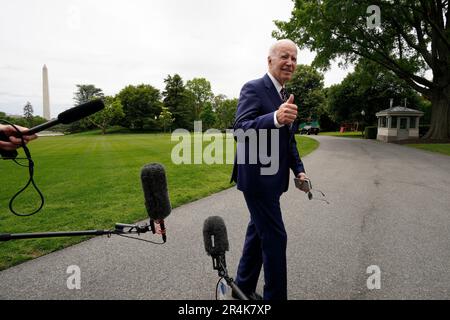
[0,223,153,242]
[0,162,172,245]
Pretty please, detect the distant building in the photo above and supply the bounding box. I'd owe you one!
[5,113,22,119]
[376,106,424,142]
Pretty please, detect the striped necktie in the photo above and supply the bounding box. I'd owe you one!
[280,87,288,102]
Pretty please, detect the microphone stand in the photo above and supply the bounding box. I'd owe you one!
[0,223,153,242]
[212,255,249,301]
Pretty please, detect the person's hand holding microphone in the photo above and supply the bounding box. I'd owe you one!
[0,124,37,151]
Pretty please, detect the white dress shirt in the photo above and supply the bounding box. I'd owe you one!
[267,72,285,128]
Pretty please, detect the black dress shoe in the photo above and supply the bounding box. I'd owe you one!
[248,292,263,300]
[231,289,263,300]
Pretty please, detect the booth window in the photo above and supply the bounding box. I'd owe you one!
[400,118,407,129]
[391,116,397,128]
[409,117,416,128]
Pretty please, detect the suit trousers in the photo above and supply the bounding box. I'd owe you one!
[235,191,287,300]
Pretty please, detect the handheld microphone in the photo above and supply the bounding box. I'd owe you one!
[2,99,105,137]
[140,163,171,242]
[0,99,105,159]
[25,99,105,135]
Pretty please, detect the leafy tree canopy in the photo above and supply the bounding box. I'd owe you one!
[274,0,449,139]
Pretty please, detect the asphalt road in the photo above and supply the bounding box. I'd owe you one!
[0,136,449,300]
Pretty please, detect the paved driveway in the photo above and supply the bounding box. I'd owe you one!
[0,136,449,299]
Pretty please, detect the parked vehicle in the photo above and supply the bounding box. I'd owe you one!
[300,125,320,135]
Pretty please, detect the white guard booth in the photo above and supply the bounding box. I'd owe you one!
[376,106,424,142]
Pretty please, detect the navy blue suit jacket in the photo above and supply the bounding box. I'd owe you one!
[230,74,305,195]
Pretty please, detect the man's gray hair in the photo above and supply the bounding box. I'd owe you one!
[268,39,297,58]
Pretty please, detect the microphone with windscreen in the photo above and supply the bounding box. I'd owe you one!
[141,163,171,243]
[203,216,229,263]
[0,99,105,159]
[17,99,104,136]
[203,216,248,300]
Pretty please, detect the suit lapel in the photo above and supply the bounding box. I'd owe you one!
[263,74,295,136]
[263,74,282,111]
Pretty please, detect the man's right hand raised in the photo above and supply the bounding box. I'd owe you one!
[276,94,297,125]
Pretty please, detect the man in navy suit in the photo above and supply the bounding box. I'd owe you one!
[230,39,308,300]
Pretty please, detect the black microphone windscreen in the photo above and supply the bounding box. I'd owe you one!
[141,163,171,220]
[203,216,229,256]
[58,99,105,124]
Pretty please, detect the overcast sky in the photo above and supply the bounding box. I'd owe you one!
[0,0,352,118]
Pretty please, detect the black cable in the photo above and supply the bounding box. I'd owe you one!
[2,120,168,245]
[1,120,45,216]
[13,158,31,167]
[116,233,165,245]
[215,277,224,300]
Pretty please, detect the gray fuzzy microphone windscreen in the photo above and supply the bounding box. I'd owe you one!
[140,163,172,220]
[203,216,229,256]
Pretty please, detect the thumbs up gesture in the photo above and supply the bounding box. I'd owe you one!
[276,94,297,125]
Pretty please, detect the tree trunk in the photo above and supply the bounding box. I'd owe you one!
[424,84,450,140]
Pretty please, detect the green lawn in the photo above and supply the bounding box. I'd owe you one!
[319,131,363,138]
[0,133,318,270]
[405,143,450,156]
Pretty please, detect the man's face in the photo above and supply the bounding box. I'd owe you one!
[268,43,297,85]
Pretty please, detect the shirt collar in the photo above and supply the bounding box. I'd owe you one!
[267,72,283,95]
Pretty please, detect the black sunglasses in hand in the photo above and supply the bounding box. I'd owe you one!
[295,178,329,204]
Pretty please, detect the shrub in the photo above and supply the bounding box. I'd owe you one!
[364,126,377,139]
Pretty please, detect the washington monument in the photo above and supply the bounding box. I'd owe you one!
[42,64,50,120]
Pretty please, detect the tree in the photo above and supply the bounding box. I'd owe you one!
[214,96,238,130]
[327,59,428,126]
[31,116,47,128]
[274,0,450,139]
[162,74,193,130]
[200,102,217,130]
[158,107,175,132]
[23,101,34,127]
[117,84,162,130]
[186,78,214,120]
[285,64,325,123]
[74,84,104,105]
[87,96,124,134]
[72,85,105,132]
[0,111,46,130]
